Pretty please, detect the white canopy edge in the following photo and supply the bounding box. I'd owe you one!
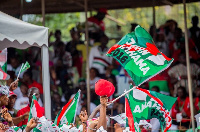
[0,11,48,50]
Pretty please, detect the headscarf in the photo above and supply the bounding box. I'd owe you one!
[0,85,9,96]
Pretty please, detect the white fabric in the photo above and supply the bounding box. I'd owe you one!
[14,96,29,110]
[89,46,112,74]
[13,87,23,98]
[0,11,48,50]
[90,77,101,89]
[150,118,160,132]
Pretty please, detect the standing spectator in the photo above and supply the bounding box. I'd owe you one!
[14,83,29,110]
[189,16,200,53]
[48,29,63,57]
[89,34,112,75]
[51,92,63,120]
[65,27,83,77]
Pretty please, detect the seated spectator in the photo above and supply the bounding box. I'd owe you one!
[51,92,63,120]
[22,70,43,95]
[194,86,200,114]
[16,87,45,127]
[7,55,24,79]
[171,86,190,129]
[90,68,101,89]
[168,53,199,96]
[14,83,29,110]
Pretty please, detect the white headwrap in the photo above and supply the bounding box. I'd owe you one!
[0,85,9,96]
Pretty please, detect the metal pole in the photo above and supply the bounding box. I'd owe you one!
[20,0,23,20]
[41,0,45,26]
[183,0,195,131]
[152,0,156,40]
[41,0,51,120]
[84,0,90,114]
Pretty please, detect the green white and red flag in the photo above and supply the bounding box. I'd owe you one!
[54,90,80,127]
[125,86,177,132]
[107,25,173,86]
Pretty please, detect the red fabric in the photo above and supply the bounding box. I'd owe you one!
[27,80,43,94]
[195,98,200,111]
[16,105,45,126]
[171,97,190,123]
[88,16,105,31]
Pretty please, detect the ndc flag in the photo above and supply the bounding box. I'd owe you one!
[107,25,173,86]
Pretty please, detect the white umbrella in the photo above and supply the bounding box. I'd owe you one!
[0,11,51,119]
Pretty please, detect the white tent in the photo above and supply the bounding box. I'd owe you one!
[0,11,51,119]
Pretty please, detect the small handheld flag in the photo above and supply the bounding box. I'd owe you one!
[17,61,30,80]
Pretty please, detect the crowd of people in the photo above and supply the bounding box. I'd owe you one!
[0,8,200,131]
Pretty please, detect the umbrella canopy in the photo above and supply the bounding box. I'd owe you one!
[0,11,48,50]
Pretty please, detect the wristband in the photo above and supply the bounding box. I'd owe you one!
[88,126,96,131]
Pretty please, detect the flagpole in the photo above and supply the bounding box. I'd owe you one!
[183,0,195,131]
[17,63,23,80]
[84,0,90,114]
[107,86,137,106]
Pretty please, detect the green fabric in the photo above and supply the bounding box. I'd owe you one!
[149,80,169,93]
[20,61,30,73]
[107,25,173,86]
[126,86,177,132]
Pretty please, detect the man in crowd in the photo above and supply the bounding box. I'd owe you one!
[16,87,44,126]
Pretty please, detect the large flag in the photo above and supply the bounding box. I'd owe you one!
[107,25,173,86]
[54,90,80,127]
[125,86,177,132]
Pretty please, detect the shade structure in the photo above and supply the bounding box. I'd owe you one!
[0,11,51,119]
[0,0,199,15]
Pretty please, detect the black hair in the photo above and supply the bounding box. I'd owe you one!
[24,69,33,80]
[177,86,188,98]
[55,30,61,35]
[151,86,160,92]
[90,67,100,77]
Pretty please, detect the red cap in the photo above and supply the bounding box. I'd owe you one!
[8,91,17,98]
[98,8,108,14]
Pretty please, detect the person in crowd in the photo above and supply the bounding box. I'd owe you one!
[6,91,17,117]
[7,55,24,79]
[65,27,84,77]
[171,86,190,129]
[16,87,44,126]
[22,70,43,98]
[88,8,107,32]
[160,19,178,43]
[14,83,29,110]
[168,53,199,96]
[89,34,112,76]
[89,68,101,89]
[194,86,200,114]
[0,86,13,126]
[6,71,22,98]
[48,29,63,57]
[51,92,63,120]
[155,29,170,57]
[189,16,200,53]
